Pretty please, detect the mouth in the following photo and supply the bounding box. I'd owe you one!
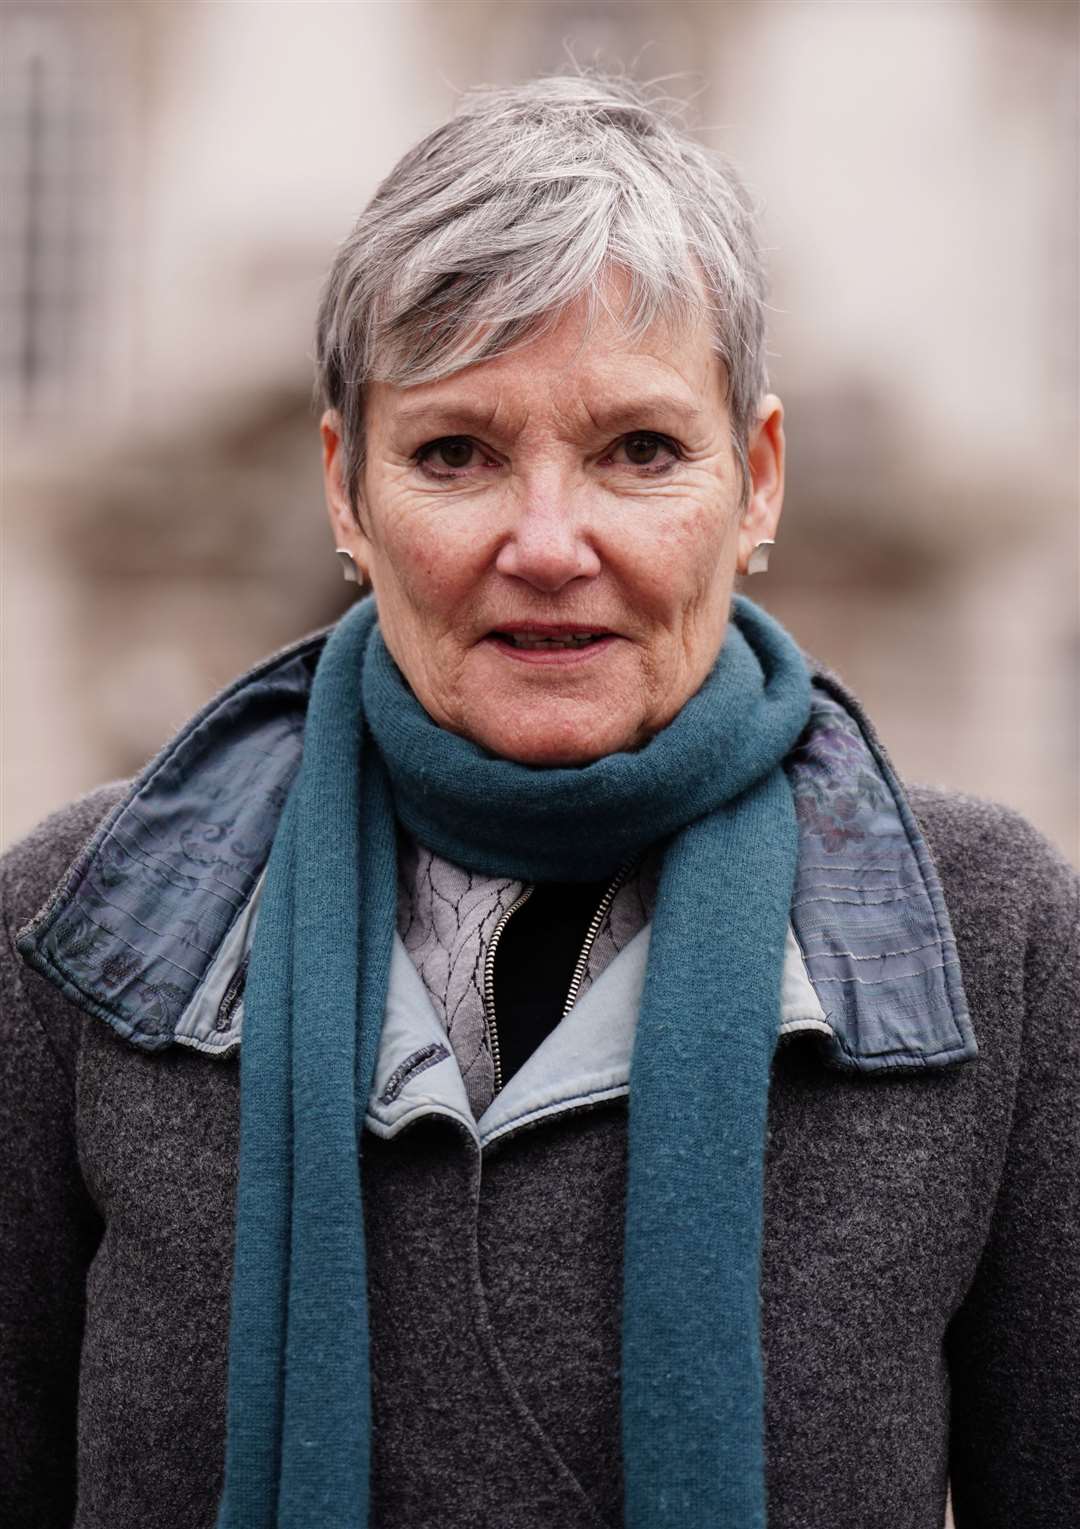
[485,625,617,663]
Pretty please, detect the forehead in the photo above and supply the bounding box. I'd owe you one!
[367,289,728,441]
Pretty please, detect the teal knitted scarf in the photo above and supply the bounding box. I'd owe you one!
[216,593,812,1529]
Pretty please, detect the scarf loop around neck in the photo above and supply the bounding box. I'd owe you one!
[216,593,812,1529]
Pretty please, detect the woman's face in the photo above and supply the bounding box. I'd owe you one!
[322,288,785,765]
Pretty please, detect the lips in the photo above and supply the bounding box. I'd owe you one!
[497,632,605,650]
[489,623,613,643]
[486,624,617,662]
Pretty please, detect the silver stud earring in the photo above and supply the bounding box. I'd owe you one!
[746,538,775,575]
[335,548,361,584]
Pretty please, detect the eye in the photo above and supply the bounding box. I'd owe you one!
[415,436,489,479]
[607,431,682,474]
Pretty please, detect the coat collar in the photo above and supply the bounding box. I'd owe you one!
[16,619,977,1076]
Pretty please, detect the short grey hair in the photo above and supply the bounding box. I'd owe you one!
[314,72,769,513]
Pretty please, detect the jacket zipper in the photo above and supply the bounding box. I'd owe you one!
[559,859,634,1019]
[483,887,534,1096]
[483,860,635,1096]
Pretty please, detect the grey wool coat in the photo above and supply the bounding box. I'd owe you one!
[1,623,1078,1529]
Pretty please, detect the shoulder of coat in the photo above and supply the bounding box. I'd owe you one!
[1,781,132,937]
[905,782,1079,993]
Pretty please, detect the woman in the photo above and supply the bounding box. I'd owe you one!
[1,73,1077,1529]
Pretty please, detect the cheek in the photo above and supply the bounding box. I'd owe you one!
[680,498,733,577]
[366,490,493,621]
[622,495,735,614]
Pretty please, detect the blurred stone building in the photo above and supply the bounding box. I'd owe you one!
[2,0,1077,868]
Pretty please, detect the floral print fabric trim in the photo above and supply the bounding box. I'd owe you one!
[785,687,973,1068]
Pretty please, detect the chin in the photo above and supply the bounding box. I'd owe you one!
[462,709,643,767]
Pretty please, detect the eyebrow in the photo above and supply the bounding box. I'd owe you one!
[386,401,503,437]
[583,394,705,434]
[386,391,705,440]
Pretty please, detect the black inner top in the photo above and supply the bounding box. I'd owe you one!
[492,880,611,1088]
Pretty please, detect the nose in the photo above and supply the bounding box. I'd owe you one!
[494,471,602,593]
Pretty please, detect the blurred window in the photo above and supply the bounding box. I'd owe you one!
[0,3,132,422]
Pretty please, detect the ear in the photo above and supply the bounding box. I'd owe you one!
[320,409,372,578]
[735,394,785,576]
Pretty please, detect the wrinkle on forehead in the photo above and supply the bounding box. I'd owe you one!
[372,295,726,452]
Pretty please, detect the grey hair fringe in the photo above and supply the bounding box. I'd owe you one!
[314,72,769,511]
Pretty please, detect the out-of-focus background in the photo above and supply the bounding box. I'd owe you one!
[2,0,1077,868]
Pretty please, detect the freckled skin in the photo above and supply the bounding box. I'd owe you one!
[321,285,786,765]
